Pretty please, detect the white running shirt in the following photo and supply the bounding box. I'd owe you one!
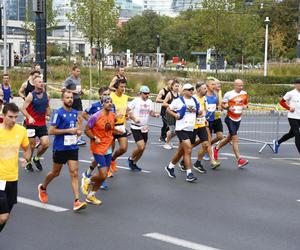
[283,89,300,119]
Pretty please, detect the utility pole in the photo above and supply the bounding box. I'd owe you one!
[68,24,71,64]
[264,17,270,77]
[297,0,300,62]
[156,34,160,72]
[34,0,47,82]
[3,0,7,73]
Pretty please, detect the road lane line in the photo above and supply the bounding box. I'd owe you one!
[191,157,228,160]
[143,232,220,250]
[17,196,69,212]
[78,160,151,173]
[291,163,300,166]
[297,200,300,202]
[220,153,260,159]
[272,158,300,160]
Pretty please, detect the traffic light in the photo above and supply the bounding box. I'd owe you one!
[33,0,44,13]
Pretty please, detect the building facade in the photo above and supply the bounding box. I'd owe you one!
[143,0,172,16]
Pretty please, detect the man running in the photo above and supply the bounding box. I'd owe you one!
[82,86,115,190]
[0,103,31,232]
[273,78,300,154]
[21,76,50,172]
[1,74,12,104]
[109,67,127,92]
[156,80,172,142]
[127,86,159,170]
[213,79,249,168]
[38,91,87,211]
[64,66,86,146]
[81,96,117,205]
[110,79,129,174]
[165,83,199,182]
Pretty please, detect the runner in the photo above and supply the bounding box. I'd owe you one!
[127,86,159,170]
[82,86,115,190]
[0,103,31,232]
[273,78,300,154]
[211,77,223,145]
[81,96,118,204]
[21,76,50,172]
[162,80,180,150]
[37,91,87,211]
[64,66,86,146]
[109,67,127,92]
[1,74,12,104]
[18,70,40,99]
[164,83,199,182]
[205,78,223,160]
[110,79,129,175]
[213,79,249,168]
[156,80,172,142]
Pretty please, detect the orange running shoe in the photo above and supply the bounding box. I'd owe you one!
[73,200,87,211]
[107,170,114,178]
[38,184,48,203]
[110,160,118,172]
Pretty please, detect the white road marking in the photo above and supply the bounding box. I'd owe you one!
[17,196,69,212]
[78,160,151,173]
[143,232,220,250]
[297,200,300,202]
[220,153,260,159]
[291,163,300,166]
[191,157,228,160]
[272,158,300,160]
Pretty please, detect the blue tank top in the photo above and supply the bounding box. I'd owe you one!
[1,84,11,104]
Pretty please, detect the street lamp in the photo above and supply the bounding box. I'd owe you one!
[264,16,270,77]
[156,34,160,72]
[68,24,71,64]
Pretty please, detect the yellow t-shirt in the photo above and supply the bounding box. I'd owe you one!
[215,90,222,120]
[110,92,129,125]
[194,95,207,129]
[0,124,29,181]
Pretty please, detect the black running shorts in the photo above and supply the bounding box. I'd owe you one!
[0,181,18,214]
[131,129,148,143]
[26,125,48,138]
[53,149,79,164]
[176,130,196,144]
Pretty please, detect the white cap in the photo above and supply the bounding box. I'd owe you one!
[182,83,194,90]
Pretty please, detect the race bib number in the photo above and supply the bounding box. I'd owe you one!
[27,129,35,137]
[207,104,216,112]
[141,125,149,133]
[0,180,6,191]
[76,85,82,92]
[64,135,77,146]
[184,115,195,127]
[232,106,243,114]
[196,117,206,125]
[115,125,126,133]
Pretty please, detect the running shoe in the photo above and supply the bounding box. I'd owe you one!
[77,139,86,146]
[107,170,114,178]
[80,176,90,196]
[213,146,219,160]
[159,137,166,142]
[38,184,48,203]
[33,157,43,171]
[193,161,206,174]
[165,166,176,178]
[203,153,210,161]
[110,160,118,172]
[163,143,172,150]
[237,158,249,168]
[178,160,186,172]
[86,195,102,205]
[272,139,280,154]
[73,200,87,211]
[128,157,136,171]
[186,172,197,182]
[211,160,221,170]
[133,163,142,171]
[100,180,108,190]
[25,162,34,172]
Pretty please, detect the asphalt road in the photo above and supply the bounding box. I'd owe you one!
[1,122,300,250]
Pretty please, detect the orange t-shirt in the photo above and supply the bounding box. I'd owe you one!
[223,90,248,121]
[87,111,115,155]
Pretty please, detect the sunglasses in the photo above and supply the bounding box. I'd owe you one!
[142,92,150,95]
[186,88,194,91]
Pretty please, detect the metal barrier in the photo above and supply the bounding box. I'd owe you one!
[149,102,288,153]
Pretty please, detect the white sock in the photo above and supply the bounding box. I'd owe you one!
[88,191,96,197]
[168,162,175,169]
[186,169,192,175]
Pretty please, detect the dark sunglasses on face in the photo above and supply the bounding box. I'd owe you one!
[186,88,194,91]
[142,92,150,95]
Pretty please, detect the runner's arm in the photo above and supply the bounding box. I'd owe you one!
[156,89,165,103]
[82,111,90,121]
[166,107,180,120]
[21,93,33,120]
[18,82,27,99]
[162,92,171,108]
[279,98,291,111]
[109,76,117,91]
[49,125,77,135]
[22,144,31,163]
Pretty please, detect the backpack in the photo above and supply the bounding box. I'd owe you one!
[177,96,200,120]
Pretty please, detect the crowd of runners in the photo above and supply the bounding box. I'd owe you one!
[0,64,300,232]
